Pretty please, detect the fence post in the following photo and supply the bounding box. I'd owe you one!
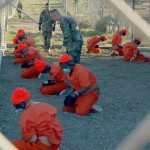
[64,0,67,16]
[131,0,135,41]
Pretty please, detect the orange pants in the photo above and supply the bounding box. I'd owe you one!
[40,81,68,95]
[21,66,40,78]
[14,49,22,58]
[112,45,123,56]
[12,140,59,150]
[62,91,99,116]
[86,45,101,54]
[14,58,27,65]
[134,53,150,62]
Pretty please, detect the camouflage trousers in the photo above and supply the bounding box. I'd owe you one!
[17,11,22,18]
[66,40,83,63]
[42,30,52,49]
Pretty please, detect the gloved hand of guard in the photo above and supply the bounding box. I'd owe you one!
[64,91,79,107]
[39,25,42,31]
[94,45,99,48]
[42,80,56,86]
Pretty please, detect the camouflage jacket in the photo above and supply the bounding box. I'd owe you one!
[60,16,83,46]
[17,2,23,11]
[39,10,55,31]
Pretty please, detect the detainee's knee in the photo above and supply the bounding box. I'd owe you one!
[76,108,90,116]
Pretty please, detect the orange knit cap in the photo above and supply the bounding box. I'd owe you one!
[17,43,27,52]
[34,60,48,73]
[101,35,108,41]
[17,31,25,38]
[59,54,73,63]
[121,29,128,34]
[17,29,25,34]
[11,87,30,104]
[12,37,18,44]
[135,37,142,43]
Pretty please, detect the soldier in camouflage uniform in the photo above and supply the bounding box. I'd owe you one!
[51,9,83,63]
[39,3,55,51]
[17,0,23,19]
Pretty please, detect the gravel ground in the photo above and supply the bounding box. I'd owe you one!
[0,50,150,150]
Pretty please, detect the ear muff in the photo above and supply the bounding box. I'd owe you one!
[134,39,141,45]
[14,101,27,109]
[67,60,75,66]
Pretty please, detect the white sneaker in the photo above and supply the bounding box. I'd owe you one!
[38,73,42,79]
[92,104,103,113]
[59,89,66,96]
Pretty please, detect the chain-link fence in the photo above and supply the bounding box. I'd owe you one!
[61,0,150,47]
[0,0,18,46]
[5,0,150,47]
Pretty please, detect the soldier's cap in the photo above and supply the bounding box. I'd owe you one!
[34,60,48,73]
[135,37,142,43]
[11,87,30,105]
[17,43,27,52]
[121,29,128,35]
[59,54,73,63]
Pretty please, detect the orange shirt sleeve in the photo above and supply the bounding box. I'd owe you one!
[20,110,36,140]
[20,103,63,145]
[71,65,96,89]
[87,36,100,46]
[111,31,122,46]
[50,62,66,81]
[123,42,138,61]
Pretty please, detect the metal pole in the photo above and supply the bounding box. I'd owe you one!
[65,0,67,16]
[131,0,135,41]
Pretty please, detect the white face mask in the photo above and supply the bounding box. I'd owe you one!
[63,68,71,74]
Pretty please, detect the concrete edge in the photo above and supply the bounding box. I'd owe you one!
[0,44,6,68]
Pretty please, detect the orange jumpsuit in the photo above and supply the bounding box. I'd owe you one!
[86,36,101,54]
[40,62,68,95]
[12,102,63,150]
[62,64,99,116]
[14,49,22,58]
[123,42,150,62]
[111,31,124,56]
[18,34,35,47]
[14,46,43,78]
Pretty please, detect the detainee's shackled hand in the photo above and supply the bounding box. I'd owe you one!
[118,45,123,49]
[42,80,56,86]
[39,25,42,31]
[21,62,29,68]
[64,91,79,107]
[94,45,99,48]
